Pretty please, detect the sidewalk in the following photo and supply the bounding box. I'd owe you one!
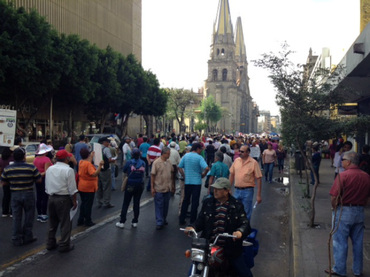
[290,157,370,276]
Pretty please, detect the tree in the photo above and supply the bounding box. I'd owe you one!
[135,70,168,136]
[197,96,222,133]
[254,43,346,227]
[166,88,198,133]
[53,34,98,137]
[86,45,121,132]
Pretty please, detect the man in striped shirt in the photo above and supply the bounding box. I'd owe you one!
[1,147,41,246]
[146,138,162,191]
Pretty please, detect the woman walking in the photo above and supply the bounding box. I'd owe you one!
[262,142,277,183]
[77,148,104,227]
[33,143,53,223]
[116,148,145,229]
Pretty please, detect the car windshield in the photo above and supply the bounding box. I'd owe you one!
[25,144,38,155]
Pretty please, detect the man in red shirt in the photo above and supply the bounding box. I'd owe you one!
[326,151,370,277]
[146,138,161,191]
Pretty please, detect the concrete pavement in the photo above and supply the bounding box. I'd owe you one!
[0,161,291,276]
[290,157,370,277]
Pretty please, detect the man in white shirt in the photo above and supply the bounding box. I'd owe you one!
[45,150,78,253]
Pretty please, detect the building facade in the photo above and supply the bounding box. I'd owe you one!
[204,0,258,134]
[9,0,142,139]
[11,0,141,61]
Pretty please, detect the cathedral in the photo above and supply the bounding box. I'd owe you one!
[204,0,259,134]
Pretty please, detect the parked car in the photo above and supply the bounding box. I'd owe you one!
[23,142,41,164]
[0,142,41,163]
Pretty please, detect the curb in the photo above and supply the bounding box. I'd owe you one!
[289,158,301,277]
[0,197,154,276]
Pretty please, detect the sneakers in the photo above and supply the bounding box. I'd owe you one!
[131,223,137,228]
[116,222,124,229]
[37,215,47,223]
[2,214,8,218]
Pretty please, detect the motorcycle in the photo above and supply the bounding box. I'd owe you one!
[180,228,239,277]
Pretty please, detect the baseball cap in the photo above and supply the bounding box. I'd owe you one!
[56,150,72,159]
[211,177,231,190]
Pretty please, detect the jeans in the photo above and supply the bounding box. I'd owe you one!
[78,192,95,224]
[277,158,284,172]
[2,185,11,215]
[36,178,48,215]
[230,254,254,277]
[234,188,254,221]
[119,182,144,224]
[147,164,153,191]
[154,191,171,226]
[111,164,116,189]
[310,166,320,185]
[179,185,201,224]
[332,206,365,276]
[141,157,149,176]
[264,163,274,182]
[11,190,35,245]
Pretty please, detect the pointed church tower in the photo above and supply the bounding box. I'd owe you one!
[204,0,253,133]
[235,16,252,133]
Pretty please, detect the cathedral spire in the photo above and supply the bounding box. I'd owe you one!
[213,0,234,44]
[235,17,246,63]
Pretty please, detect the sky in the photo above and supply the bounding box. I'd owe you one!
[142,0,360,116]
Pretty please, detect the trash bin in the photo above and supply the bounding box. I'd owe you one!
[295,151,305,170]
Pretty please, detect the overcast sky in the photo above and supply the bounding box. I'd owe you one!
[142,0,360,115]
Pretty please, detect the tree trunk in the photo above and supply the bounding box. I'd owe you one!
[68,110,73,138]
[100,112,108,134]
[120,114,129,138]
[296,138,319,228]
[143,115,154,136]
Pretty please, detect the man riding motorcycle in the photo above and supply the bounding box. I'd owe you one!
[185,178,253,277]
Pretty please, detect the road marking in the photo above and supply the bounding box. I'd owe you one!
[0,197,154,276]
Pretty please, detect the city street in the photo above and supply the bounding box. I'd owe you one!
[0,166,290,277]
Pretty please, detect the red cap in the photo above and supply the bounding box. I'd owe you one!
[56,150,72,159]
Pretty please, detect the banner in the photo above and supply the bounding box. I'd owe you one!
[0,109,17,147]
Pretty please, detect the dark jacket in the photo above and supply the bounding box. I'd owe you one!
[192,195,251,259]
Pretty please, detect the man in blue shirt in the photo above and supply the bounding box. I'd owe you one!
[178,143,209,225]
[139,137,151,177]
[73,134,88,171]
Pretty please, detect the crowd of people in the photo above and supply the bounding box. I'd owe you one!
[1,132,369,276]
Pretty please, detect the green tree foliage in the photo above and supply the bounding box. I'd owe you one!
[253,43,346,227]
[86,45,121,130]
[136,71,168,136]
[0,2,64,137]
[0,1,164,139]
[197,96,222,131]
[166,88,198,133]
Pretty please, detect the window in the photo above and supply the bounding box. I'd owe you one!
[212,69,218,81]
[221,49,225,56]
[222,69,227,81]
[217,49,220,56]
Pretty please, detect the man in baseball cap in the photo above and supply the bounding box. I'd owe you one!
[184,177,252,277]
[45,149,78,252]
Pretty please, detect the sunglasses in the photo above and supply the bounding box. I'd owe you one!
[341,158,348,161]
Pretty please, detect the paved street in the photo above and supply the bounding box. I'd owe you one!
[0,165,290,277]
